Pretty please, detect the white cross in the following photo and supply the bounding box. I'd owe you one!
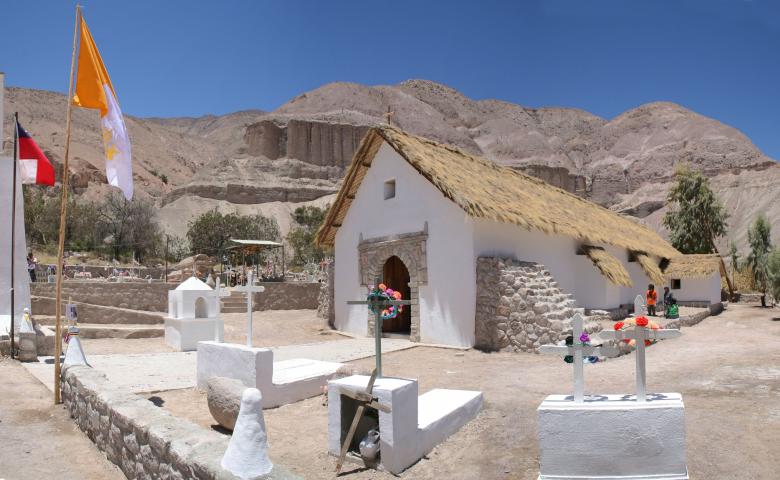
[633,294,646,316]
[212,277,231,342]
[598,323,681,402]
[234,272,265,347]
[538,313,619,403]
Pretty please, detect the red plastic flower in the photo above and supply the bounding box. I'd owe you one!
[635,316,649,327]
[614,321,625,330]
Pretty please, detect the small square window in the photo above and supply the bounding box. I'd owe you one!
[671,279,681,290]
[384,179,396,200]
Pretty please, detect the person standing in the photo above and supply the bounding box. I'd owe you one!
[27,252,38,282]
[646,284,658,316]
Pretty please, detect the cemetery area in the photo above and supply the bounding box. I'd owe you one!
[1,300,777,479]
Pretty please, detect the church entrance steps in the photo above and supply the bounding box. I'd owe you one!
[221,291,248,313]
[31,296,165,325]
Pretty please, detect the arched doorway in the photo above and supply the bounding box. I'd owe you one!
[382,256,411,334]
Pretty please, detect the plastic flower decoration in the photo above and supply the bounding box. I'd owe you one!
[614,317,661,348]
[367,284,404,321]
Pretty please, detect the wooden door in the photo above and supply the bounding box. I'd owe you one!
[382,256,411,333]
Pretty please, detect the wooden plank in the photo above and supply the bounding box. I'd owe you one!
[335,369,378,473]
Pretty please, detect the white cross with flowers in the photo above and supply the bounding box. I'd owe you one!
[598,318,681,402]
[538,313,619,403]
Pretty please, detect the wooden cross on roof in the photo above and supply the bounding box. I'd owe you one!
[538,313,619,403]
[234,271,265,347]
[383,105,395,127]
[347,277,410,377]
[598,320,681,402]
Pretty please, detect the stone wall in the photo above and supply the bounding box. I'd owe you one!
[61,365,239,480]
[475,257,602,353]
[252,282,321,311]
[317,262,335,327]
[61,366,298,480]
[32,281,176,312]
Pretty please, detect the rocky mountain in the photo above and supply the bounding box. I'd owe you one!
[3,80,779,253]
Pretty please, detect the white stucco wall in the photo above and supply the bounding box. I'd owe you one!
[333,143,477,347]
[472,221,648,310]
[667,272,722,304]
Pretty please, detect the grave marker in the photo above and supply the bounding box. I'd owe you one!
[211,278,231,342]
[538,313,619,402]
[346,277,410,377]
[234,272,265,347]
[598,322,681,402]
[634,294,646,316]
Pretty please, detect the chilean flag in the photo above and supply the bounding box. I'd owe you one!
[16,120,55,186]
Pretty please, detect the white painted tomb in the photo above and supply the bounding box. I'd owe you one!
[221,388,273,479]
[633,293,646,316]
[327,375,483,474]
[197,342,343,409]
[164,277,224,351]
[536,316,688,480]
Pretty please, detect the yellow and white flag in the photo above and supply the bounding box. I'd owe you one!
[73,16,133,199]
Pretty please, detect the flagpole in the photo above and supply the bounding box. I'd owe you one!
[54,4,81,404]
[10,112,18,360]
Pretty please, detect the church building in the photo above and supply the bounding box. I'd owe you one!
[317,127,722,348]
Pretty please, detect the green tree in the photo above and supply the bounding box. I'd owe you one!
[767,249,780,306]
[663,165,729,254]
[186,209,280,258]
[92,191,163,262]
[286,206,329,267]
[747,214,773,307]
[728,240,740,285]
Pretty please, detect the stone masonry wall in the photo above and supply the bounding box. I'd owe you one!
[32,281,321,314]
[317,262,335,327]
[32,282,176,312]
[61,366,298,480]
[475,257,601,353]
[252,282,320,311]
[61,365,238,480]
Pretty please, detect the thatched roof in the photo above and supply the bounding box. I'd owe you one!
[581,246,633,287]
[634,251,666,285]
[316,127,679,262]
[663,254,724,279]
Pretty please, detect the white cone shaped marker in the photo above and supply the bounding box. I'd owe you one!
[19,308,34,334]
[221,388,273,479]
[63,328,89,366]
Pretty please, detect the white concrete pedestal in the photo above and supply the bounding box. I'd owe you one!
[328,375,482,474]
[538,393,688,480]
[197,341,343,408]
[164,317,223,351]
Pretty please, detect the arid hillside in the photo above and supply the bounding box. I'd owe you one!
[3,80,778,252]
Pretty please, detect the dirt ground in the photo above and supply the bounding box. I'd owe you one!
[84,309,341,355]
[0,358,124,480]
[155,303,780,480]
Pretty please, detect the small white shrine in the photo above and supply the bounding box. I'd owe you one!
[536,313,688,480]
[164,277,223,351]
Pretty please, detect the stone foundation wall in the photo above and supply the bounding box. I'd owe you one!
[252,282,321,311]
[475,257,601,353]
[317,262,335,327]
[32,282,176,312]
[61,365,239,480]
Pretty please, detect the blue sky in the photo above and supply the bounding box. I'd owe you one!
[2,0,780,158]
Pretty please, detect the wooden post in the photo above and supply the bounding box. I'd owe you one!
[54,4,81,404]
